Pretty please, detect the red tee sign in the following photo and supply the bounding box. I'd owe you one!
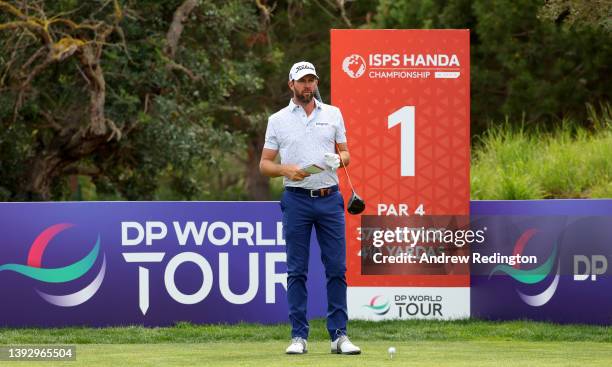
[331,30,470,317]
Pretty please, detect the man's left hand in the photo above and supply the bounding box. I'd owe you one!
[324,153,341,171]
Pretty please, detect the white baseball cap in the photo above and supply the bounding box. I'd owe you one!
[289,61,318,81]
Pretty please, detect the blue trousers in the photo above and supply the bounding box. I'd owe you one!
[280,188,348,341]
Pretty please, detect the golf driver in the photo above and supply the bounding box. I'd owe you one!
[315,87,365,215]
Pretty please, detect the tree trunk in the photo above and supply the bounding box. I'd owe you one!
[245,132,270,200]
[22,153,63,200]
[21,128,111,200]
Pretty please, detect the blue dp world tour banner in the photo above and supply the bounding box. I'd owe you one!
[1,200,611,326]
[0,202,328,327]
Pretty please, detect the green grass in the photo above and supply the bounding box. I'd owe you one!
[2,341,612,367]
[471,118,612,200]
[1,320,610,366]
[1,319,611,344]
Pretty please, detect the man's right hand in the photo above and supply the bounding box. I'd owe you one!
[282,165,311,181]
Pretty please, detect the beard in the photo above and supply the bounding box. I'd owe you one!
[295,90,313,104]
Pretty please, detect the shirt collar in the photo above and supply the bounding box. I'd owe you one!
[288,98,323,112]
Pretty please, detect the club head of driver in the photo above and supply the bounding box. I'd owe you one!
[347,191,366,215]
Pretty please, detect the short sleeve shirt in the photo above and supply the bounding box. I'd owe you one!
[264,99,347,189]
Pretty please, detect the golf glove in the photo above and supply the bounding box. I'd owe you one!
[324,153,341,171]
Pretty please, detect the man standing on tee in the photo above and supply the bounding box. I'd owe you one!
[259,61,361,355]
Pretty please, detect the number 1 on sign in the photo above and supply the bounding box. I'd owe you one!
[388,106,415,176]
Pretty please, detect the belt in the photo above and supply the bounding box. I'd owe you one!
[285,185,339,198]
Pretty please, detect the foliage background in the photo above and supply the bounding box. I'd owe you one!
[0,0,610,201]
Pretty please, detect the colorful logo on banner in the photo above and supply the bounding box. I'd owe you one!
[342,54,366,78]
[470,211,612,325]
[0,223,105,307]
[363,295,391,315]
[488,229,560,307]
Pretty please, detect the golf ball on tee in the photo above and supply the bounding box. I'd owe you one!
[388,346,396,355]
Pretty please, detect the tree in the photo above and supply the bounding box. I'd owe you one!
[539,0,612,31]
[0,0,262,200]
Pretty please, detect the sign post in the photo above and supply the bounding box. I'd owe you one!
[331,29,471,319]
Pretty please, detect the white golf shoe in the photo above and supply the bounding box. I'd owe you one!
[330,335,361,355]
[285,337,307,354]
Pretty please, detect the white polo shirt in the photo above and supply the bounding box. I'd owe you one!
[264,98,347,189]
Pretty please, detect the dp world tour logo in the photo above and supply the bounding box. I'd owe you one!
[0,223,105,307]
[364,295,390,315]
[342,54,366,78]
[489,229,560,307]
